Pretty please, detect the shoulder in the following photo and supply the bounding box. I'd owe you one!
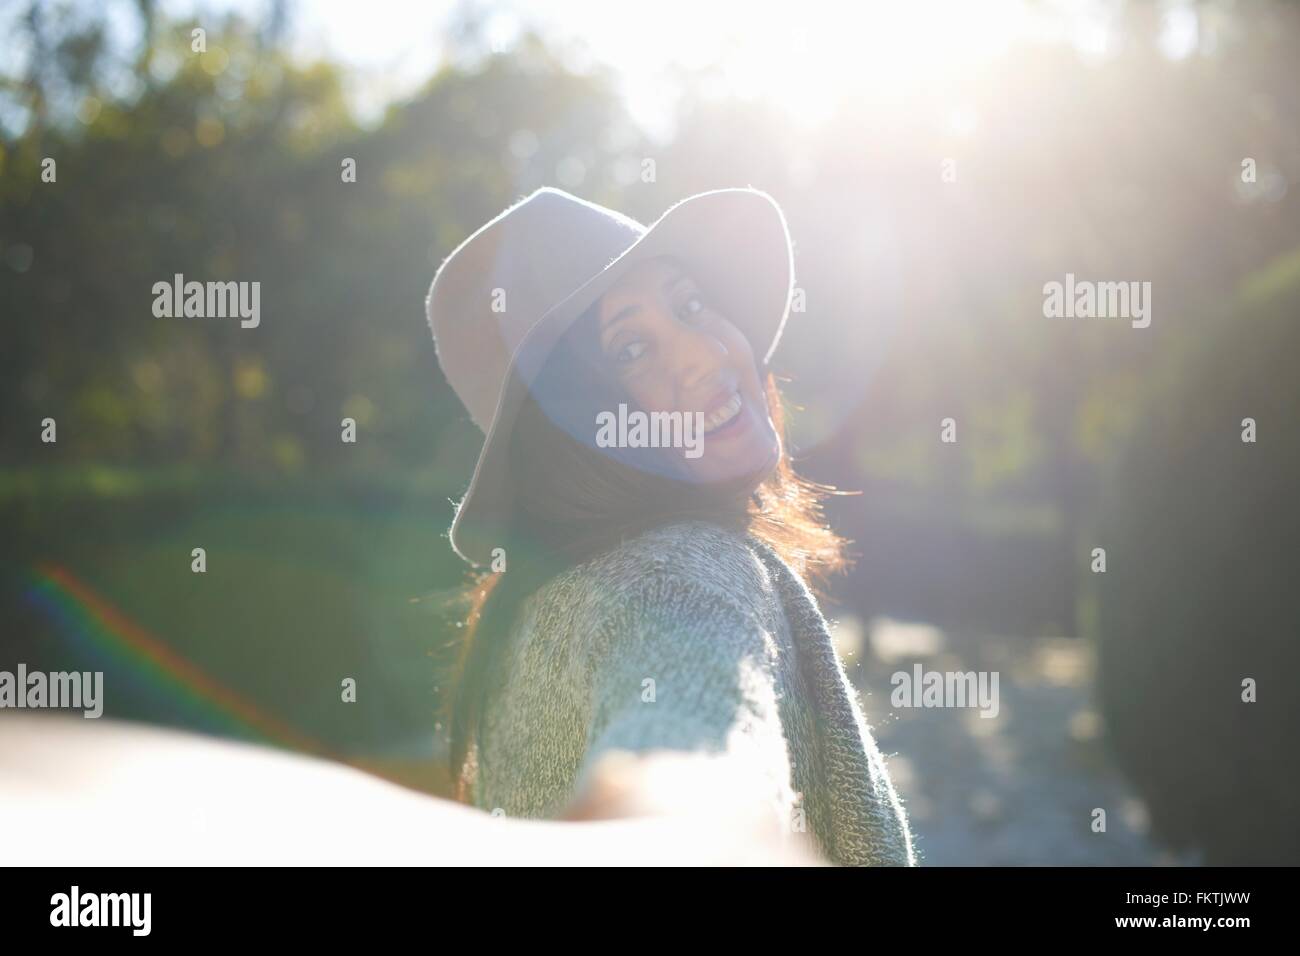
[518,520,783,656]
[541,523,793,700]
[561,520,777,611]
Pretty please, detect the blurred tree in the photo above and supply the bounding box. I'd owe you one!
[1088,246,1300,865]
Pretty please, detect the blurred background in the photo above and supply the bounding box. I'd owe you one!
[1,0,1297,865]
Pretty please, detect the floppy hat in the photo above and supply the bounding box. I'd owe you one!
[426,185,794,567]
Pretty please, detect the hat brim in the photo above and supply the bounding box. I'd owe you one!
[448,187,794,567]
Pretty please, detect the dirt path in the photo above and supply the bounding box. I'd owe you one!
[836,616,1196,866]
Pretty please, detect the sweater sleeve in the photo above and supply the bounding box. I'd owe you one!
[569,566,801,828]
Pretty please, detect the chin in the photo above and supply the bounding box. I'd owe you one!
[691,428,781,488]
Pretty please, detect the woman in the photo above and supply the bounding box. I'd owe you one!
[426,186,916,866]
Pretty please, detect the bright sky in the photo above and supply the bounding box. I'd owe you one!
[148,0,1203,138]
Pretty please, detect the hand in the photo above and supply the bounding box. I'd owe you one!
[558,748,826,865]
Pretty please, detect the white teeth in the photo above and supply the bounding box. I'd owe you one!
[702,393,743,433]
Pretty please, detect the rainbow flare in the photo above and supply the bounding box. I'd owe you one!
[22,561,330,757]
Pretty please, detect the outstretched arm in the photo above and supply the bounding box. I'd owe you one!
[559,568,817,858]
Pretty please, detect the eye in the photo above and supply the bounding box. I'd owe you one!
[677,293,705,323]
[615,340,647,364]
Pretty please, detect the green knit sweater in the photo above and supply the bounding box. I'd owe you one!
[469,520,918,866]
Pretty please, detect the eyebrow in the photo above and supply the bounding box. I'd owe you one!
[600,270,690,337]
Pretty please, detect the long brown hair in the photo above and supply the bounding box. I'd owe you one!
[436,300,850,802]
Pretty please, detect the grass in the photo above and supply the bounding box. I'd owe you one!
[2,469,467,796]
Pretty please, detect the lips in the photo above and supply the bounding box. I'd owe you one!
[701,390,743,434]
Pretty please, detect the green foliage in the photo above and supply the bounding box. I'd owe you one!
[0,9,631,482]
[1087,248,1300,864]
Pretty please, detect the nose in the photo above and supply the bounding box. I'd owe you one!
[664,318,730,399]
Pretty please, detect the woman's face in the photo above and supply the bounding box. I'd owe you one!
[594,256,780,486]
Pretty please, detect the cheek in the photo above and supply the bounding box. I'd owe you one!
[622,370,672,414]
[718,324,758,375]
[728,339,765,401]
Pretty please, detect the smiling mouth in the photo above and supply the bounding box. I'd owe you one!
[701,391,743,434]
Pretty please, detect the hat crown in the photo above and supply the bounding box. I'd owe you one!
[427,187,647,431]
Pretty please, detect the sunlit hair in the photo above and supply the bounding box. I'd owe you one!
[437,297,850,802]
